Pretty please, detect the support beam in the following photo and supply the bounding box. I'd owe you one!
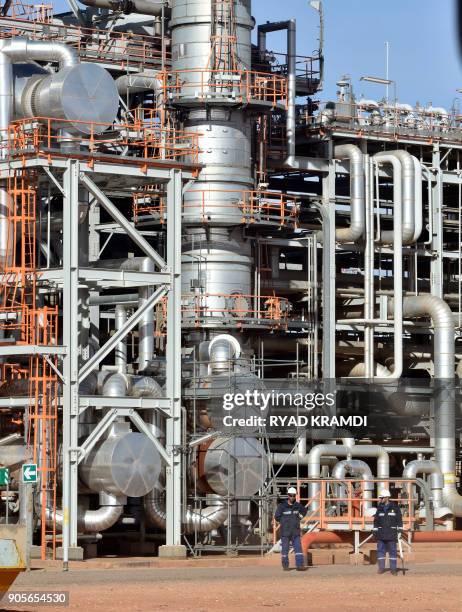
[61,160,81,569]
[78,285,168,383]
[79,174,167,270]
[165,169,183,547]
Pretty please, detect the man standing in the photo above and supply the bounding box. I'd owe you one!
[274,487,307,571]
[373,489,403,575]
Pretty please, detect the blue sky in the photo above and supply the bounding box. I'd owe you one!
[52,1,462,109]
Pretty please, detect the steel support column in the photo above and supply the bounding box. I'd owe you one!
[165,169,183,546]
[322,159,336,378]
[61,160,81,569]
[431,146,443,298]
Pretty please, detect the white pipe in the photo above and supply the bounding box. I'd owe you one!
[334,144,366,243]
[379,151,415,245]
[79,0,170,17]
[0,38,78,265]
[372,153,403,379]
[332,459,374,510]
[307,444,389,511]
[402,460,444,510]
[144,490,227,533]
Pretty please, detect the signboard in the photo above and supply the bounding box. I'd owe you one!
[0,468,9,486]
[22,463,37,484]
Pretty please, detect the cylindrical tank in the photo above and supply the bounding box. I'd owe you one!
[80,431,161,497]
[201,436,268,496]
[170,0,253,98]
[182,230,252,320]
[183,109,253,225]
[20,63,119,134]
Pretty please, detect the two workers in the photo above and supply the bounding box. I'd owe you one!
[274,486,403,574]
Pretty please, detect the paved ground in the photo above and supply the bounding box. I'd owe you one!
[2,561,462,611]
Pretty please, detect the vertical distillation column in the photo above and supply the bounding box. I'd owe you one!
[170,0,255,324]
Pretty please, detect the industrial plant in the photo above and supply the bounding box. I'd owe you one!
[0,0,461,568]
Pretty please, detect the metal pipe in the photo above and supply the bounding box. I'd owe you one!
[81,492,125,533]
[332,459,374,509]
[334,145,365,243]
[115,73,163,96]
[372,153,403,379]
[0,38,78,266]
[307,444,389,510]
[389,294,461,516]
[115,306,127,374]
[402,459,444,510]
[144,490,227,533]
[208,334,241,374]
[379,151,416,245]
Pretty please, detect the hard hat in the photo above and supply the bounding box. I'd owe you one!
[287,487,297,495]
[379,489,391,498]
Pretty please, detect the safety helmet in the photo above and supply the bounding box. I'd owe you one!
[287,487,297,495]
[379,489,391,498]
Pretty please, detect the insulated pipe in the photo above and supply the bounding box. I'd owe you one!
[115,305,128,374]
[412,156,423,242]
[208,334,241,374]
[79,0,171,17]
[379,151,416,245]
[389,295,455,379]
[95,257,156,370]
[0,38,78,266]
[390,294,461,516]
[115,73,163,96]
[81,492,126,533]
[331,459,374,510]
[334,145,365,243]
[307,444,389,511]
[372,153,403,379]
[39,491,125,534]
[402,459,444,509]
[144,490,227,534]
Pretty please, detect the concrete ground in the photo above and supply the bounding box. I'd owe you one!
[2,560,462,612]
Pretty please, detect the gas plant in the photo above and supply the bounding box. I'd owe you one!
[0,0,461,563]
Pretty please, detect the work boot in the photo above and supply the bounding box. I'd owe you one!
[283,567,290,572]
[377,568,385,574]
[296,566,307,572]
[391,570,398,576]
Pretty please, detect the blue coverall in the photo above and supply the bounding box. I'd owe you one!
[373,501,403,572]
[274,499,307,569]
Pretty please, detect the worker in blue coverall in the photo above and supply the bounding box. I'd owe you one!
[274,487,307,571]
[373,489,403,575]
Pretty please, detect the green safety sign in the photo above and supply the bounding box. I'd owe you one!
[22,463,37,483]
[0,467,9,486]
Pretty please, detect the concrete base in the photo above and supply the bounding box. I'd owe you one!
[56,546,84,561]
[158,545,187,559]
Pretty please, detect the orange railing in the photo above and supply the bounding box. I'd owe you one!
[1,9,167,69]
[133,188,299,226]
[162,69,287,107]
[6,1,53,23]
[3,117,200,165]
[182,293,290,327]
[273,478,419,543]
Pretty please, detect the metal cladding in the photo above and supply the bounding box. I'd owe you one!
[203,436,268,496]
[80,432,161,498]
[22,64,119,134]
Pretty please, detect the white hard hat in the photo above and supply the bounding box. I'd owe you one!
[287,487,297,495]
[379,489,391,498]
